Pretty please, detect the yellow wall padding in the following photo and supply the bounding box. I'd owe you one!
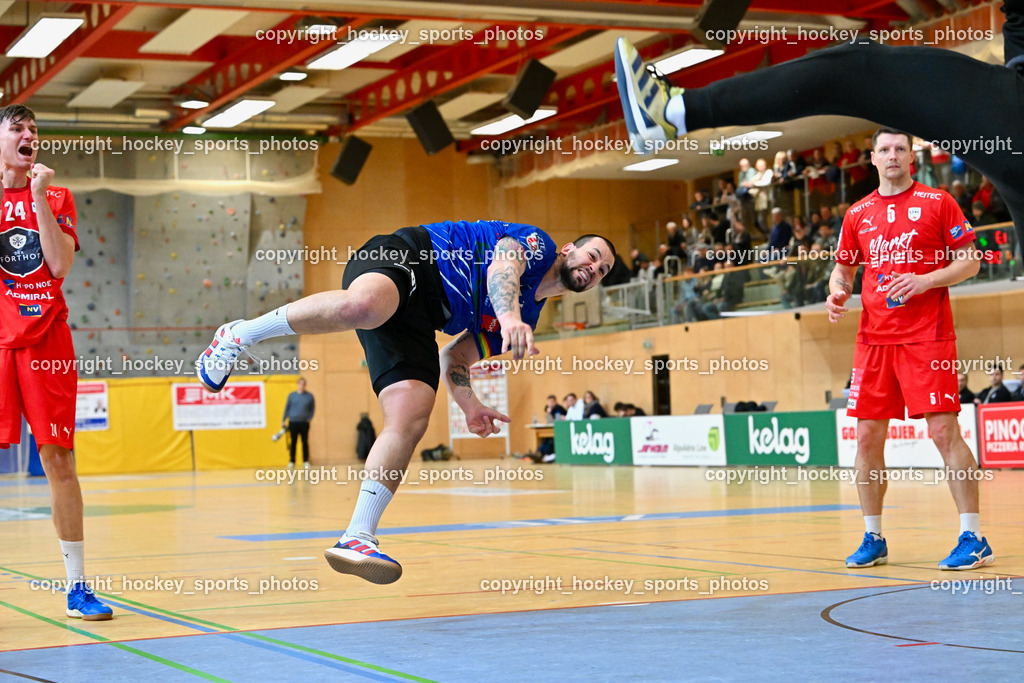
[74,376,297,474]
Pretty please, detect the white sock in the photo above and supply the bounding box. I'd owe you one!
[664,92,687,135]
[960,513,980,535]
[864,516,882,536]
[345,480,394,540]
[232,305,294,344]
[59,539,85,584]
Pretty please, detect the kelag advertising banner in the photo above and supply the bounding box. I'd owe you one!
[554,418,633,465]
[724,411,838,467]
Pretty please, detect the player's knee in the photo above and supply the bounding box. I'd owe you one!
[928,421,957,453]
[336,292,388,329]
[406,413,431,444]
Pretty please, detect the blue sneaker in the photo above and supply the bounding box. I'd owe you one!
[324,534,402,585]
[939,531,994,570]
[614,37,683,155]
[66,582,113,621]
[846,532,888,568]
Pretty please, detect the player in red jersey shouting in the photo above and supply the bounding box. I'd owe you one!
[827,129,991,571]
[0,105,112,619]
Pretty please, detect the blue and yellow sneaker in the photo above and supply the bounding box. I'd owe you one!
[324,533,402,585]
[66,581,113,621]
[614,37,683,155]
[939,531,994,570]
[846,532,888,568]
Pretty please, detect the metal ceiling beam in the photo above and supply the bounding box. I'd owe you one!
[328,24,587,135]
[0,3,135,104]
[162,16,372,131]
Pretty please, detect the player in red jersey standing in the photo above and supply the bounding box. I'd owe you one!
[827,129,991,571]
[0,105,112,619]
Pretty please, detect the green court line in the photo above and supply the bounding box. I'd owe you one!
[239,633,438,683]
[0,600,228,682]
[404,538,738,575]
[0,565,431,682]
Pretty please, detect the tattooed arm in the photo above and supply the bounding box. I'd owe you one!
[440,332,510,437]
[487,237,537,361]
[826,263,858,323]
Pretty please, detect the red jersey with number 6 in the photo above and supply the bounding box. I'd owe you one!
[836,181,975,345]
[0,185,79,348]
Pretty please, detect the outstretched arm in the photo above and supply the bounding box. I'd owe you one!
[487,237,538,361]
[440,332,511,437]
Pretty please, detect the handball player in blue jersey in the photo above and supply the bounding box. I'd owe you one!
[198,221,615,583]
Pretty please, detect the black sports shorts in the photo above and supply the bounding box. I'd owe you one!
[341,226,452,395]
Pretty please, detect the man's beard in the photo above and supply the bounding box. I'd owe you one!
[558,260,587,293]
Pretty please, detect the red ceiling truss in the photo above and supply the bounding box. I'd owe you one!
[2,0,1001,151]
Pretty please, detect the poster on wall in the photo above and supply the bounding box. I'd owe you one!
[631,415,726,466]
[977,403,1024,468]
[172,383,265,431]
[835,407,978,468]
[75,381,109,432]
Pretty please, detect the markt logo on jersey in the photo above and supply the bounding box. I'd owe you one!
[868,228,920,268]
[0,227,43,277]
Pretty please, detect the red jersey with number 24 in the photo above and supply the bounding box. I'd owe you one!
[0,185,79,348]
[836,182,975,345]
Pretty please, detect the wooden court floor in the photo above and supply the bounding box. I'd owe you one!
[1,460,1021,681]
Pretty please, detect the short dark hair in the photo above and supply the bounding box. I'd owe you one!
[871,127,912,151]
[547,394,557,400]
[574,234,617,263]
[613,402,625,411]
[0,104,36,127]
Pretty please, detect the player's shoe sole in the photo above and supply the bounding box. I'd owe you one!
[845,556,888,569]
[324,539,402,585]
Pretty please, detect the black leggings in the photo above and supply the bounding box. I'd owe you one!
[683,39,1024,251]
[288,421,309,464]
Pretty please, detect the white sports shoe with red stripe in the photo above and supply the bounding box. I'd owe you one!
[196,319,247,392]
[324,533,403,584]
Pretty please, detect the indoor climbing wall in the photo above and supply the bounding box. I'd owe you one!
[41,144,310,379]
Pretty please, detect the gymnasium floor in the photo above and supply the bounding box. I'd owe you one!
[1,461,1021,681]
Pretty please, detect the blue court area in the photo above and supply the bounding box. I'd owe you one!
[2,583,1021,682]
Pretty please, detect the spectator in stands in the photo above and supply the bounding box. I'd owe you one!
[972,176,1009,221]
[957,372,975,404]
[820,205,842,233]
[691,189,712,214]
[815,221,839,254]
[789,220,814,253]
[1015,365,1024,401]
[839,139,866,199]
[563,393,584,420]
[803,148,833,211]
[603,253,633,286]
[736,158,757,227]
[680,215,700,248]
[751,157,774,235]
[630,249,654,280]
[715,180,740,224]
[664,220,687,261]
[778,242,810,308]
[582,391,608,419]
[781,149,806,190]
[976,366,1014,404]
[809,211,823,234]
[951,180,973,217]
[544,394,566,422]
[971,200,998,228]
[804,241,831,303]
[772,150,787,182]
[726,218,752,265]
[701,259,747,318]
[614,403,647,417]
[767,208,792,259]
